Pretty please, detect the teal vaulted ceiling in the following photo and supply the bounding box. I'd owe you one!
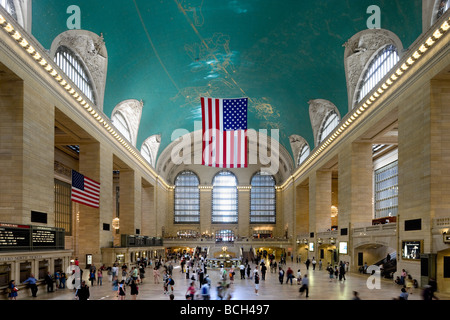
[31,0,422,163]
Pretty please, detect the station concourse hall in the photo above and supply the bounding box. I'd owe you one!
[1,0,450,309]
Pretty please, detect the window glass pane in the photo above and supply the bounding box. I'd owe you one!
[54,46,96,105]
[215,230,235,242]
[250,172,276,223]
[54,179,72,236]
[437,0,450,20]
[0,0,17,21]
[212,172,238,223]
[112,112,132,143]
[298,144,310,165]
[141,144,152,165]
[174,171,200,224]
[374,161,398,219]
[357,45,399,104]
[318,111,339,143]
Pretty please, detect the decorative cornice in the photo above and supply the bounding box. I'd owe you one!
[0,8,175,191]
[278,13,450,191]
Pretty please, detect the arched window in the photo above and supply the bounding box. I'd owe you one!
[357,45,399,104]
[0,0,17,21]
[174,171,200,224]
[318,111,339,144]
[298,144,310,166]
[54,46,96,105]
[437,0,450,20]
[250,172,276,224]
[112,112,132,143]
[212,171,238,223]
[141,144,153,166]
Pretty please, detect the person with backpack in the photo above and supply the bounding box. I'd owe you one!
[167,275,175,295]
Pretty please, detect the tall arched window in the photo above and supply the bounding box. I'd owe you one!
[212,171,238,223]
[54,46,97,105]
[250,172,276,224]
[141,144,153,166]
[112,112,132,143]
[174,171,200,224]
[0,0,17,21]
[437,0,450,20]
[357,45,399,104]
[318,111,339,144]
[298,144,310,166]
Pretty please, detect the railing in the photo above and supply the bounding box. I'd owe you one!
[353,223,397,235]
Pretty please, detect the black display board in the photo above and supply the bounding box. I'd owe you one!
[0,223,31,250]
[0,223,64,251]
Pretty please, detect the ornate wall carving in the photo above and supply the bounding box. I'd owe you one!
[308,99,341,148]
[343,29,403,112]
[289,135,309,167]
[50,30,108,111]
[141,134,161,167]
[111,99,144,148]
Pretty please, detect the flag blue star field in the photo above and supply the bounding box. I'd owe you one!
[201,97,248,168]
[71,170,100,208]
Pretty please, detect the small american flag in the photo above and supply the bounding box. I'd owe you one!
[71,170,100,208]
[201,97,248,168]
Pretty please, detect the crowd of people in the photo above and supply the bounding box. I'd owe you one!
[5,251,445,301]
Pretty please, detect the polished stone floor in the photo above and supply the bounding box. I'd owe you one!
[8,261,450,301]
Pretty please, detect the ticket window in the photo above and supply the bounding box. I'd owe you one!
[20,262,32,283]
[38,260,49,280]
[0,264,11,287]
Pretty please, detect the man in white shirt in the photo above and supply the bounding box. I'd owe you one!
[239,263,246,279]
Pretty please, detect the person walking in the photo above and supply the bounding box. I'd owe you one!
[305,259,310,271]
[278,267,285,284]
[75,281,90,301]
[300,274,309,298]
[89,270,96,287]
[239,263,246,279]
[118,280,126,300]
[254,270,260,296]
[130,279,139,300]
[328,265,334,282]
[23,274,38,297]
[153,266,161,284]
[201,279,211,300]
[312,258,317,270]
[246,264,251,279]
[97,269,103,286]
[45,271,54,292]
[286,267,294,285]
[319,260,323,270]
[6,280,18,300]
[186,281,197,300]
[261,263,267,280]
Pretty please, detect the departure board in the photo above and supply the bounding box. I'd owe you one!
[0,222,64,251]
[0,223,31,250]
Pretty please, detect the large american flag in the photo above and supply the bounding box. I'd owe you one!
[71,170,100,208]
[201,97,248,168]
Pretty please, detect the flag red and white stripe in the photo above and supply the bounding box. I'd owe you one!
[71,170,100,208]
[201,97,248,168]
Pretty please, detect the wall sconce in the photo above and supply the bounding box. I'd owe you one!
[112,217,120,230]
